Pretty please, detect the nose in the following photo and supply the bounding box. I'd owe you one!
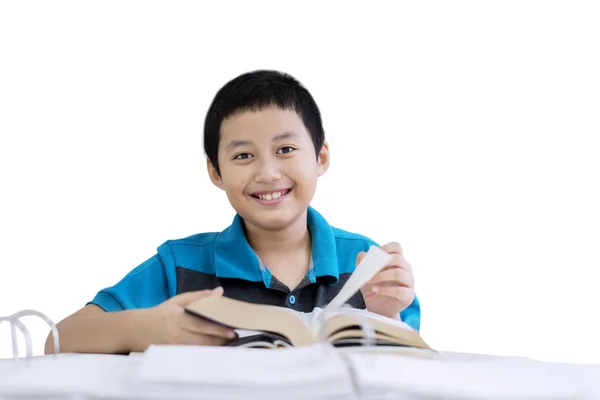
[254,157,282,183]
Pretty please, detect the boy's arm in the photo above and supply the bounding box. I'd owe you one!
[44,304,147,354]
[45,252,171,354]
[45,289,237,354]
[355,240,421,331]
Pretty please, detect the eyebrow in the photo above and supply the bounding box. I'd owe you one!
[225,131,299,151]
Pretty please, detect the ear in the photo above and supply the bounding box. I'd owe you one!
[317,141,330,177]
[207,158,224,190]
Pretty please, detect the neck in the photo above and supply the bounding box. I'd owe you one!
[244,211,311,255]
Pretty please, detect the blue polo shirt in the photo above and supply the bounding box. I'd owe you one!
[88,207,421,330]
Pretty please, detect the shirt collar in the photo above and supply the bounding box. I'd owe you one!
[213,206,340,285]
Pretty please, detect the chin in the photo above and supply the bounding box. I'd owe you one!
[252,212,298,231]
[242,207,307,231]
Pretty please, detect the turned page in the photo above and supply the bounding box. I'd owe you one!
[324,245,392,313]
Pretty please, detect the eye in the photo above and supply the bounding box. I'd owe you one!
[233,152,253,160]
[277,146,296,154]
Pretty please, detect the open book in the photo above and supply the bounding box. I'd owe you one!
[184,246,431,350]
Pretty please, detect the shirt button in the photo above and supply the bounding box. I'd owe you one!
[289,295,296,305]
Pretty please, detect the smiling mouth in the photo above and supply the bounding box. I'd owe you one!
[250,189,291,201]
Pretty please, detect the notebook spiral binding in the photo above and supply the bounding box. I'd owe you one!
[0,310,60,363]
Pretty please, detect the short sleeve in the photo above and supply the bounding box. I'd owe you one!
[400,294,421,331]
[87,254,170,312]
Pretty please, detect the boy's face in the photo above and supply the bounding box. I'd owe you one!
[208,107,329,232]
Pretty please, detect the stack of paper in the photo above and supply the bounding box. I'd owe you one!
[130,343,354,399]
[1,345,599,399]
[346,351,600,400]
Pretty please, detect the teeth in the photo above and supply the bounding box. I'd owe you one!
[257,191,284,200]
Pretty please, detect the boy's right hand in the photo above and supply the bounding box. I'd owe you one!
[130,287,237,352]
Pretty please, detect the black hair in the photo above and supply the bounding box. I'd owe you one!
[203,70,325,176]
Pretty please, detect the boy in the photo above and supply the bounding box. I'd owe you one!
[45,70,420,354]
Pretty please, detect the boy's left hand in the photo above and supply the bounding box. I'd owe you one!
[359,242,415,320]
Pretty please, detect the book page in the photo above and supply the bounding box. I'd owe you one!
[322,310,430,349]
[185,295,315,346]
[341,308,413,330]
[324,245,392,313]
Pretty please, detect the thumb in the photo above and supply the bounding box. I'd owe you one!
[171,287,224,306]
[356,251,367,265]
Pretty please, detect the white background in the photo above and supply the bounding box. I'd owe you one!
[1,1,599,364]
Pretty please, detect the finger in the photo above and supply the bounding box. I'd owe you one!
[371,286,415,305]
[370,268,414,288]
[356,251,366,265]
[171,287,224,307]
[181,313,237,339]
[380,242,403,255]
[380,253,412,273]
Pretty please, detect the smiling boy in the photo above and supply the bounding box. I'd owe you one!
[45,70,420,354]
